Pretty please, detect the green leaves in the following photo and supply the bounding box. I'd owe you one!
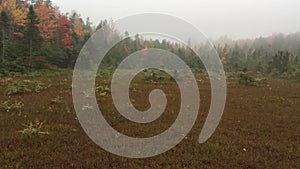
[6,79,48,95]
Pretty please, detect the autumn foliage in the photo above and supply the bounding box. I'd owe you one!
[58,14,74,50]
[0,0,93,70]
[35,0,57,40]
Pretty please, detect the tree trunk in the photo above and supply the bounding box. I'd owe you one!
[29,39,32,67]
[1,26,4,63]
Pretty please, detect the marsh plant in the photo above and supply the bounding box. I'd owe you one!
[6,80,48,95]
[51,96,63,104]
[96,85,110,96]
[18,120,49,136]
[0,100,24,114]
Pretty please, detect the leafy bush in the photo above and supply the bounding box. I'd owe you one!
[238,73,256,86]
[292,68,300,81]
[7,80,48,95]
[143,71,165,82]
[238,72,268,86]
[0,60,27,74]
[96,86,110,93]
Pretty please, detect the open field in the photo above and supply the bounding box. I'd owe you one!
[0,70,299,168]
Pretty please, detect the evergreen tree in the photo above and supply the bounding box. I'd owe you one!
[24,5,40,67]
[0,10,10,63]
[271,51,293,73]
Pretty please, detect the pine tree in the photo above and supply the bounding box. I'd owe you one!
[0,10,9,63]
[271,51,293,73]
[24,5,40,67]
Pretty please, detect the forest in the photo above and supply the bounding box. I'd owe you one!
[0,0,93,72]
[0,0,300,82]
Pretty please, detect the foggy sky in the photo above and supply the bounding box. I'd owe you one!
[52,0,300,40]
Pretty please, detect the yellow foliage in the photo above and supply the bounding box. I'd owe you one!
[72,13,88,40]
[74,17,84,37]
[2,0,27,28]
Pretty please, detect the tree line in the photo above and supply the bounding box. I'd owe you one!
[215,33,300,80]
[0,0,300,81]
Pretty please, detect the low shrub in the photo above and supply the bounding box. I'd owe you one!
[238,73,256,86]
[7,80,48,95]
[0,100,24,114]
[18,120,49,136]
[291,68,300,81]
[143,72,165,82]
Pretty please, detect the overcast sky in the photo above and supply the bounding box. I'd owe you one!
[52,0,300,40]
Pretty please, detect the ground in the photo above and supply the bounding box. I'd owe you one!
[0,70,299,168]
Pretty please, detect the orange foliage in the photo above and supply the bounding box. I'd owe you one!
[35,0,57,40]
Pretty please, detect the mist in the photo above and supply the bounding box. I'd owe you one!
[52,0,300,39]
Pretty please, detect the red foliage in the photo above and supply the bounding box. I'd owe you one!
[58,14,74,50]
[221,56,227,64]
